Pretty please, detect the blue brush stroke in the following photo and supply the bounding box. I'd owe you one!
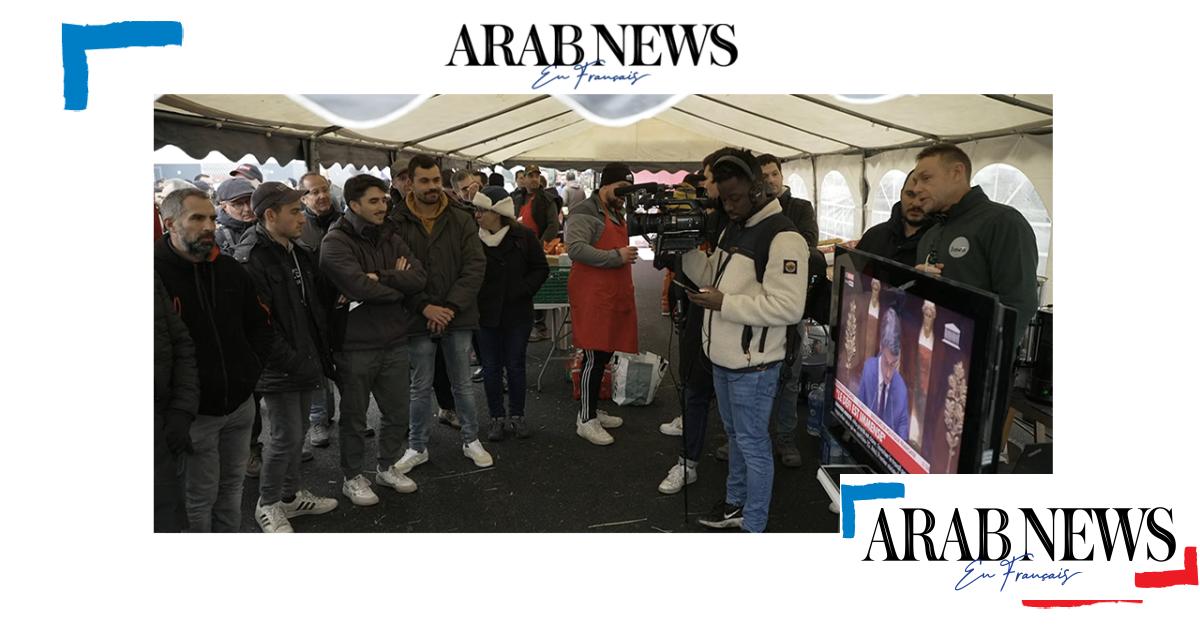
[841,482,905,538]
[62,21,183,110]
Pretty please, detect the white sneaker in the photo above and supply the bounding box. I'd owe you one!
[596,409,623,429]
[659,415,683,436]
[282,489,339,517]
[376,464,418,493]
[462,439,494,468]
[576,417,614,446]
[394,448,429,473]
[657,461,698,495]
[255,500,295,533]
[342,474,380,507]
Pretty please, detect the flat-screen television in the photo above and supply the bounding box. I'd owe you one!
[825,246,1016,474]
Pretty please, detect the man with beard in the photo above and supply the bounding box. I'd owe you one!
[154,188,279,532]
[565,163,638,446]
[389,155,492,472]
[911,143,1039,337]
[856,171,929,268]
[235,182,340,532]
[214,178,258,255]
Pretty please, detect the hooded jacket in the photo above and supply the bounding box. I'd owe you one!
[681,198,809,370]
[154,238,279,416]
[388,193,486,335]
[856,200,930,269]
[234,223,333,392]
[915,185,1039,336]
[319,210,428,351]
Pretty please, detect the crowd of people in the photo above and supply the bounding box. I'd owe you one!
[153,141,1038,533]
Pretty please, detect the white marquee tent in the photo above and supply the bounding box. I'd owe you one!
[154,93,1052,300]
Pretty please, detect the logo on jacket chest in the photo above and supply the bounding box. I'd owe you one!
[948,236,971,259]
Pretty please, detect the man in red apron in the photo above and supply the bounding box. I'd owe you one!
[565,163,638,445]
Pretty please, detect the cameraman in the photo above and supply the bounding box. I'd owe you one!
[565,163,638,446]
[654,150,734,495]
[683,150,808,532]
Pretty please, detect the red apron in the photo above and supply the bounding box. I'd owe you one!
[569,215,639,353]
[518,199,538,237]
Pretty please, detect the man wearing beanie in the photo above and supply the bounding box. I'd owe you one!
[388,154,493,472]
[564,162,639,446]
[234,182,340,532]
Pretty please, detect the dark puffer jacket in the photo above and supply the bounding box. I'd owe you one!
[319,210,428,352]
[154,238,280,416]
[389,194,486,336]
[234,223,334,392]
[154,272,199,420]
[477,222,550,329]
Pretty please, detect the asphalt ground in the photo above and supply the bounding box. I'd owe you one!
[238,258,840,533]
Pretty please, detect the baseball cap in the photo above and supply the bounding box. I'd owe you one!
[229,163,264,182]
[216,178,255,203]
[251,181,304,217]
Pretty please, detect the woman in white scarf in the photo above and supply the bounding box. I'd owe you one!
[471,187,550,441]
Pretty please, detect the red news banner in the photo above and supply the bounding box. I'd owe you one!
[834,381,928,473]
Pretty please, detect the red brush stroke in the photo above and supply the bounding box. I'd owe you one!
[1135,546,1198,588]
[1022,600,1142,608]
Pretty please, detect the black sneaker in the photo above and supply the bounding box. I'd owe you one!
[715,440,729,462]
[487,417,506,442]
[698,500,744,529]
[363,426,375,438]
[509,415,532,439]
[472,367,484,383]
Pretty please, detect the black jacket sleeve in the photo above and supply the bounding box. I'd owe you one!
[790,198,819,248]
[376,234,428,294]
[237,262,291,370]
[521,229,551,298]
[157,273,200,418]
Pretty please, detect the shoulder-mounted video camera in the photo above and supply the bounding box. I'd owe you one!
[619,183,726,266]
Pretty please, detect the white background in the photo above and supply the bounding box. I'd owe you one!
[1,0,1197,627]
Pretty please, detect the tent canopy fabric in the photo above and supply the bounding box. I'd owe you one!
[154,94,1051,170]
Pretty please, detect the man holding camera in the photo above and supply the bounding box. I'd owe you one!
[683,150,808,532]
[565,163,638,446]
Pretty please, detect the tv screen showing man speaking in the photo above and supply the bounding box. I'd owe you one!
[831,268,976,474]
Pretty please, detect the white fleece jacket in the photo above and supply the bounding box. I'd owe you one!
[681,200,808,370]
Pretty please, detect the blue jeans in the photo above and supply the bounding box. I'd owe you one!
[713,362,781,533]
[409,330,480,449]
[477,323,532,418]
[308,377,336,427]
